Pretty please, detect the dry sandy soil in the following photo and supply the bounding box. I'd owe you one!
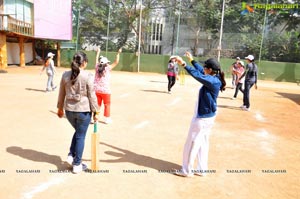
[0,66,299,199]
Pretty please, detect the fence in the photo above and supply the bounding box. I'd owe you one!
[60,49,300,83]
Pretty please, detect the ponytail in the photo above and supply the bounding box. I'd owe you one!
[218,70,226,92]
[97,63,107,77]
[44,57,50,67]
[70,52,88,85]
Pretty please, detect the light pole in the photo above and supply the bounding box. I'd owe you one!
[217,0,225,62]
[175,0,182,55]
[137,0,142,72]
[258,0,268,66]
[75,0,81,51]
[106,0,112,57]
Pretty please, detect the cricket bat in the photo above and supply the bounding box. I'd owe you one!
[180,70,185,85]
[91,122,99,171]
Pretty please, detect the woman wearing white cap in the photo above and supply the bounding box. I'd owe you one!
[166,55,179,94]
[40,52,57,92]
[94,47,122,124]
[230,57,240,89]
[239,55,258,111]
[232,60,245,99]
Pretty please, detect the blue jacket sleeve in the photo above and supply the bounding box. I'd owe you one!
[191,60,204,72]
[184,60,216,90]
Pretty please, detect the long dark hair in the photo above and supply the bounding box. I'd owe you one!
[70,51,88,85]
[210,69,226,92]
[97,63,108,78]
[204,58,226,92]
[44,57,51,66]
[218,70,226,92]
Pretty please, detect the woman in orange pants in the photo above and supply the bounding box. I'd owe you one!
[94,47,121,124]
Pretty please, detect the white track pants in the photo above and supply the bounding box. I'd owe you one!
[181,116,215,175]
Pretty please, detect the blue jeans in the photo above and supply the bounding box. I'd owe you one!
[46,74,54,91]
[243,81,255,108]
[65,111,91,166]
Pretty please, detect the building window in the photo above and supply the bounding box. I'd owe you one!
[147,45,162,54]
[151,23,155,40]
[151,21,163,41]
[160,24,163,41]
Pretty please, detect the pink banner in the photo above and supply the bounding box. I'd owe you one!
[34,0,72,40]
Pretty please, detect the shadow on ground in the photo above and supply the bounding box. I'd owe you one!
[25,88,46,93]
[6,146,69,170]
[276,92,300,105]
[218,104,242,110]
[141,89,168,94]
[100,142,181,171]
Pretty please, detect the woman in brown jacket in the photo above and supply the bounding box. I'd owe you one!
[57,51,99,174]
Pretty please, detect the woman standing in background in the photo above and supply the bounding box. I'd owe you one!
[167,55,179,94]
[40,52,57,92]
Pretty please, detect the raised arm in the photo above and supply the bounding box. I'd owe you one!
[184,51,204,71]
[95,47,101,65]
[176,55,213,89]
[110,48,122,69]
[185,51,193,62]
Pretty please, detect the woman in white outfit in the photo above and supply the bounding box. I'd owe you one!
[40,52,57,92]
[174,52,226,177]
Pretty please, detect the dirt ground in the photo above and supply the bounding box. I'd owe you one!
[0,65,299,199]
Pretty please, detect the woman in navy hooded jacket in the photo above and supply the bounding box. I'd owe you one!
[174,52,226,177]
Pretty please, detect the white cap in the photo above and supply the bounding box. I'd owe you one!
[239,60,245,66]
[99,57,110,64]
[47,52,55,57]
[169,55,177,61]
[245,55,254,61]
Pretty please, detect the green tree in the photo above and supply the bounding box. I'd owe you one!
[222,0,300,61]
[181,0,223,55]
[72,0,169,52]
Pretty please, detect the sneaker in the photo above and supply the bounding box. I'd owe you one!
[172,169,193,178]
[242,107,250,111]
[52,86,57,91]
[231,97,236,100]
[104,117,112,124]
[72,163,88,174]
[194,172,206,177]
[240,105,246,108]
[66,155,73,166]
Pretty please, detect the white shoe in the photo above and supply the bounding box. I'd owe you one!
[72,163,88,174]
[66,155,73,165]
[231,97,236,100]
[240,105,246,108]
[242,107,250,111]
[52,86,57,91]
[172,169,193,177]
[194,172,206,177]
[104,117,112,124]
